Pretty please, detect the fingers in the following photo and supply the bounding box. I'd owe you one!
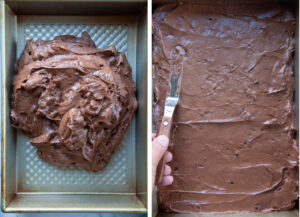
[164,164,171,175]
[165,151,172,163]
[162,163,173,187]
[161,175,174,186]
[152,135,172,163]
[152,134,174,188]
[152,135,169,169]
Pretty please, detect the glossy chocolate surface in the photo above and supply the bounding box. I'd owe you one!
[153,2,298,213]
[11,32,137,172]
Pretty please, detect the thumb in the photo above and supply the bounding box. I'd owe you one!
[152,135,169,169]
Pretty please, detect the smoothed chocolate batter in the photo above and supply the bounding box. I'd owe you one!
[153,2,298,213]
[11,32,137,172]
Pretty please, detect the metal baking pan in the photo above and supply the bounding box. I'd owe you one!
[1,0,147,213]
[152,0,299,216]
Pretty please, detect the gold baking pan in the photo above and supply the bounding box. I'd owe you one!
[1,0,147,213]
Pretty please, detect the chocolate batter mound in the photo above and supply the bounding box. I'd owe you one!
[11,32,137,172]
[153,2,298,214]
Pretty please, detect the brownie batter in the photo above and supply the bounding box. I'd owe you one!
[11,32,137,172]
[153,2,298,213]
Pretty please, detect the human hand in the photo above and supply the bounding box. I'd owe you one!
[152,134,173,190]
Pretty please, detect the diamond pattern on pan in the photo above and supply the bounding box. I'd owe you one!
[25,23,128,55]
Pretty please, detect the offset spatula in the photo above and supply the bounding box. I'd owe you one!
[155,46,185,185]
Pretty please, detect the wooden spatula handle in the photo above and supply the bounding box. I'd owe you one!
[155,115,172,185]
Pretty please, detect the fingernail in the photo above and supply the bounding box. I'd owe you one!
[157,135,169,148]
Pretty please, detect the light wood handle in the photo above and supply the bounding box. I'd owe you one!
[155,115,172,185]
